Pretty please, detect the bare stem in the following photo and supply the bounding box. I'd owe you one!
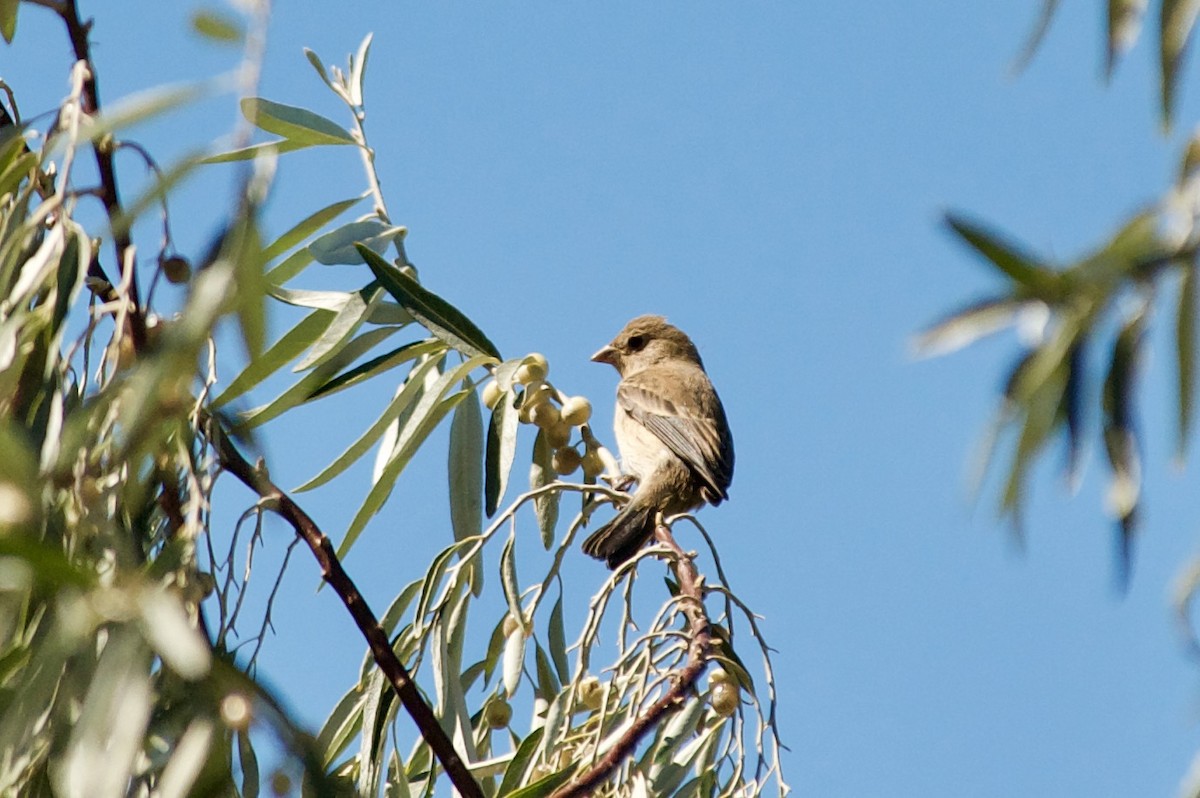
[210,421,484,798]
[550,521,714,798]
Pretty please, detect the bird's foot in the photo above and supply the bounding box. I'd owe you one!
[607,474,636,492]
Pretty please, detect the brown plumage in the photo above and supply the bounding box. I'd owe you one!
[582,315,734,568]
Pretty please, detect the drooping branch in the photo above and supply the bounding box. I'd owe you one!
[210,422,484,798]
[551,521,715,798]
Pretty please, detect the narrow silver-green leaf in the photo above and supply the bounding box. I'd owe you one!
[310,220,405,265]
[191,9,243,44]
[263,196,363,261]
[316,685,365,767]
[82,81,210,142]
[304,47,333,89]
[497,728,544,795]
[502,627,525,699]
[269,285,356,312]
[486,397,519,517]
[1107,0,1147,77]
[349,33,373,107]
[201,139,309,164]
[483,614,510,685]
[1002,355,1069,516]
[499,536,523,637]
[502,766,576,798]
[1179,265,1198,459]
[239,326,400,430]
[547,594,569,685]
[309,338,443,401]
[1162,0,1200,125]
[449,385,485,594]
[0,0,17,43]
[236,729,260,798]
[1012,0,1061,73]
[533,643,560,700]
[913,296,1029,358]
[359,577,425,680]
[293,285,384,372]
[530,431,560,548]
[297,350,444,492]
[266,246,315,284]
[358,243,502,361]
[340,355,494,554]
[945,213,1060,300]
[357,668,389,798]
[241,97,356,146]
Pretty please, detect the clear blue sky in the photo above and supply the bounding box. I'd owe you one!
[8,2,1200,795]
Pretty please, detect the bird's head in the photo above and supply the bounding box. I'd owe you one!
[591,315,704,375]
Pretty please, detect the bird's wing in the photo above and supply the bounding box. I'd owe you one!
[618,367,733,501]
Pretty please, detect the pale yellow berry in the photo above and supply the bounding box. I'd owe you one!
[270,770,292,796]
[529,401,561,430]
[581,448,604,478]
[519,385,552,423]
[552,446,581,475]
[481,380,503,409]
[484,698,513,729]
[560,396,592,426]
[545,421,572,448]
[578,676,604,711]
[514,353,549,384]
[710,681,739,717]
[707,668,734,688]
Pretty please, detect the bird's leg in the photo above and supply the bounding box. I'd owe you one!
[600,472,637,493]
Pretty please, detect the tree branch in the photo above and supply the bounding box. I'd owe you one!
[210,422,484,798]
[551,521,714,798]
[57,0,147,350]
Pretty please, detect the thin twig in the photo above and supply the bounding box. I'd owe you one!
[550,522,713,798]
[57,0,148,349]
[210,421,484,798]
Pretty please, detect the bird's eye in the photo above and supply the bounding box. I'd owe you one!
[626,334,646,351]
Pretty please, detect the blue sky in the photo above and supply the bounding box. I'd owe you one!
[8,1,1200,795]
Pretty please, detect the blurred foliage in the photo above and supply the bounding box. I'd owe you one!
[929,4,1200,792]
[0,3,783,797]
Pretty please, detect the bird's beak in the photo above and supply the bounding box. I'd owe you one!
[591,345,618,366]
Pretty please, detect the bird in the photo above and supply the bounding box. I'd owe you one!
[582,315,734,568]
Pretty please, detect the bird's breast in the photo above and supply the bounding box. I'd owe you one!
[614,406,674,481]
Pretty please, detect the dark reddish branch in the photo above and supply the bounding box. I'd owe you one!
[51,2,182,541]
[59,0,147,350]
[551,524,714,798]
[212,426,484,798]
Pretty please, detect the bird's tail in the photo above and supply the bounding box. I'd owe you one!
[582,501,657,569]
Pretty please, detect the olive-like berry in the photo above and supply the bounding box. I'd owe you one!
[484,698,513,729]
[578,676,604,711]
[529,401,561,430]
[482,380,504,409]
[560,396,592,426]
[710,681,739,717]
[514,353,549,385]
[519,386,552,423]
[552,446,582,475]
[161,255,191,284]
[581,448,604,478]
[708,668,734,687]
[545,421,572,448]
[270,770,292,797]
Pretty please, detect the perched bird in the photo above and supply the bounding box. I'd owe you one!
[582,315,734,568]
